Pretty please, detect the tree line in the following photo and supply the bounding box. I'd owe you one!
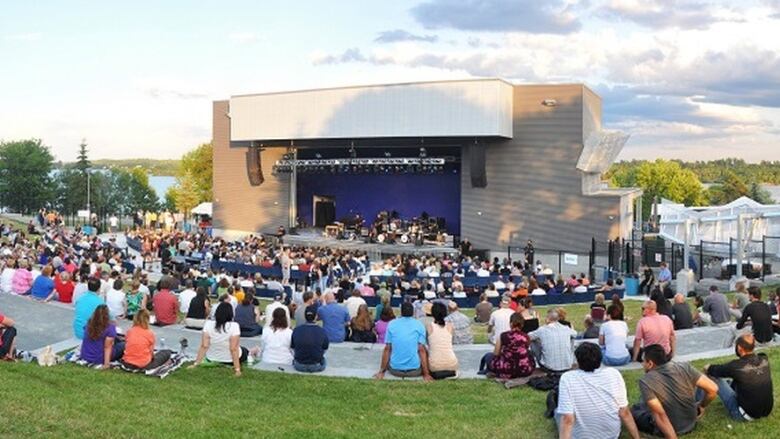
[0,139,212,218]
[606,159,776,219]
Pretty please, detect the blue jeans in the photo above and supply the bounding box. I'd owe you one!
[713,378,744,421]
[293,358,326,373]
[602,348,631,366]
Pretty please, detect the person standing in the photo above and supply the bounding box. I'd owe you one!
[555,343,640,439]
[704,334,773,421]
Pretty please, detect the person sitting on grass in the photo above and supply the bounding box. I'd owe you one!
[30,265,56,302]
[190,302,257,377]
[578,315,599,339]
[260,307,293,365]
[426,302,458,380]
[555,342,640,439]
[105,279,127,320]
[184,287,210,330]
[477,313,535,379]
[152,276,179,327]
[374,302,433,381]
[444,301,473,345]
[704,334,774,422]
[54,270,75,304]
[736,287,775,344]
[11,259,33,295]
[350,304,377,343]
[235,292,262,337]
[632,300,675,363]
[515,297,540,333]
[488,296,514,345]
[599,304,631,366]
[671,293,694,330]
[80,304,125,368]
[317,292,350,343]
[375,305,395,344]
[528,309,576,373]
[474,293,493,324]
[0,311,18,361]
[630,344,718,438]
[73,278,106,340]
[291,305,329,373]
[120,309,172,371]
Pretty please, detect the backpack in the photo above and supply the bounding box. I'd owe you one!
[528,372,561,391]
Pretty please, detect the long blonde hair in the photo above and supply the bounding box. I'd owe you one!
[133,309,150,329]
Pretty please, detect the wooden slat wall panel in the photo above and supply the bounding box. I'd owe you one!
[212,100,290,235]
[460,85,621,253]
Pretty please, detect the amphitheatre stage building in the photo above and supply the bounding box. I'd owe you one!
[212,79,640,255]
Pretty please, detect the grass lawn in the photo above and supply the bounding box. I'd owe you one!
[2,347,780,438]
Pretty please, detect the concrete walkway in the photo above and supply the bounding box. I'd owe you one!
[1,293,775,379]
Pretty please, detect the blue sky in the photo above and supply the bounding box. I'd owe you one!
[2,0,780,162]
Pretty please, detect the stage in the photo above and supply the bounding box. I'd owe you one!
[283,228,458,259]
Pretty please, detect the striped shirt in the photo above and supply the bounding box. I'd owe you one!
[528,322,576,371]
[556,367,628,439]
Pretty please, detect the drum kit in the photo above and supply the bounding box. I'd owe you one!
[368,210,444,246]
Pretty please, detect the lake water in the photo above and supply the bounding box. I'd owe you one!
[149,176,176,202]
[762,185,780,203]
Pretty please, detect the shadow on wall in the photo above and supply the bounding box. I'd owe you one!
[460,87,622,253]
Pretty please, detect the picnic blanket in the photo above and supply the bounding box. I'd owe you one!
[65,350,189,379]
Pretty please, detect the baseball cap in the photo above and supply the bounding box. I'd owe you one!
[304,305,317,322]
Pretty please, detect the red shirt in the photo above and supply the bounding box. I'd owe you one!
[54,275,75,303]
[152,289,179,325]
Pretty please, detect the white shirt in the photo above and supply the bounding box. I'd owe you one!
[556,368,628,439]
[0,268,16,293]
[574,285,588,293]
[72,282,88,304]
[344,296,367,319]
[264,301,290,329]
[488,308,514,344]
[260,327,293,365]
[109,216,118,227]
[105,288,126,317]
[599,320,630,359]
[477,268,490,277]
[203,320,240,363]
[531,288,547,296]
[178,288,197,313]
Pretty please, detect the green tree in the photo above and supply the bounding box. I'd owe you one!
[170,171,200,217]
[76,139,91,172]
[163,186,177,212]
[749,182,774,204]
[0,139,55,213]
[706,171,750,205]
[126,168,160,212]
[178,143,212,203]
[611,159,707,218]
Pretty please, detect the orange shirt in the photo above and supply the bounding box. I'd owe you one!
[123,326,155,367]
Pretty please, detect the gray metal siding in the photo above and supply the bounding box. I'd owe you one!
[212,100,290,235]
[460,85,621,253]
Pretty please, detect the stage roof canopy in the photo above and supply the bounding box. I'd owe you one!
[229,79,513,142]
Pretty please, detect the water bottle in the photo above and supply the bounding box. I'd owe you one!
[159,337,167,350]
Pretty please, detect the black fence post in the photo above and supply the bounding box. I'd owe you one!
[762,236,766,282]
[558,250,562,276]
[625,241,631,274]
[699,241,704,281]
[507,246,511,261]
[729,238,733,268]
[590,237,596,281]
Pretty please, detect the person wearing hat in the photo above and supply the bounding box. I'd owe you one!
[374,302,433,381]
[291,305,329,372]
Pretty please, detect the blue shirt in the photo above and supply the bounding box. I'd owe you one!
[317,303,350,343]
[658,267,672,282]
[30,275,54,300]
[385,317,427,370]
[291,323,329,365]
[73,292,105,340]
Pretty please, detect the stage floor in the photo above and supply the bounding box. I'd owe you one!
[284,228,457,258]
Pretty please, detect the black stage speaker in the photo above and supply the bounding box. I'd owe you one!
[246,145,264,186]
[470,143,487,188]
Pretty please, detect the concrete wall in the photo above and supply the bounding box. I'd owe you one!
[212,100,290,236]
[460,84,622,254]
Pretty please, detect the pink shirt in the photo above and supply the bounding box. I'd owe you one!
[635,313,674,354]
[11,269,33,294]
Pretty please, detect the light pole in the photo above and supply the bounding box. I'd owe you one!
[85,168,92,226]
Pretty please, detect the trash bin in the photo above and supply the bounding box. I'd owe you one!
[625,276,639,296]
[82,225,93,236]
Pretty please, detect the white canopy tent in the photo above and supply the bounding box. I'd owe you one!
[191,202,212,216]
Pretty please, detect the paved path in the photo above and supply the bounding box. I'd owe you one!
[1,293,776,379]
